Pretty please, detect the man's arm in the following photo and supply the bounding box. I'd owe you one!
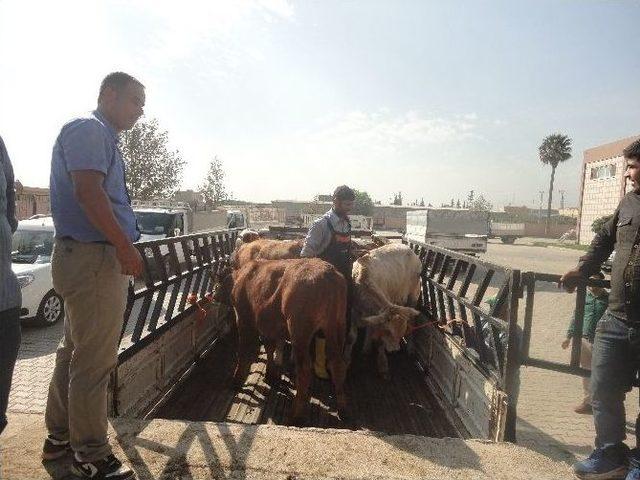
[560,211,617,291]
[0,137,18,233]
[71,171,142,276]
[300,219,329,257]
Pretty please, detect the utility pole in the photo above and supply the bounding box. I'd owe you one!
[559,189,566,210]
[538,191,545,220]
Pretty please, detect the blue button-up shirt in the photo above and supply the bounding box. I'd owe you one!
[50,110,139,243]
[300,208,351,258]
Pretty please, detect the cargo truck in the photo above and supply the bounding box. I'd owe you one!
[405,208,490,255]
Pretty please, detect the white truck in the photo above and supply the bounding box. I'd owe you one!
[132,200,247,241]
[405,208,489,255]
[132,200,248,271]
[489,222,525,244]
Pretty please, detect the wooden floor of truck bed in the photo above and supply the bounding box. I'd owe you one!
[155,336,457,438]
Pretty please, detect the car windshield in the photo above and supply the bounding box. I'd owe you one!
[135,212,174,235]
[11,229,54,264]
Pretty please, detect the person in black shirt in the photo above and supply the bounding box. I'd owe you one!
[561,138,640,479]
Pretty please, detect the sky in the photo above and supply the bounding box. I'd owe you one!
[0,0,638,209]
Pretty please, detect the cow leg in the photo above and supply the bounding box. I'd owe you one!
[232,307,259,389]
[290,346,312,427]
[264,339,281,386]
[376,343,390,380]
[326,336,351,425]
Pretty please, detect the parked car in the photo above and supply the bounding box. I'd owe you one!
[11,216,64,326]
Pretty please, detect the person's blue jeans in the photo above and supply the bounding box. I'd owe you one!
[0,307,21,435]
[591,312,638,448]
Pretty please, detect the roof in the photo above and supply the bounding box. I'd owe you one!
[584,134,640,164]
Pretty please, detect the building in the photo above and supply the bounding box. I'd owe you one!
[14,181,50,220]
[373,205,427,231]
[558,207,579,219]
[271,200,332,225]
[578,134,639,245]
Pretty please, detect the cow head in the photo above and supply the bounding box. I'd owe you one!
[211,263,234,306]
[361,305,421,352]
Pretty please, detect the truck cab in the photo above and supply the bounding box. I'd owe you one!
[132,200,192,241]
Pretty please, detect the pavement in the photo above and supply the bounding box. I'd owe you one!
[1,413,571,480]
[4,238,638,474]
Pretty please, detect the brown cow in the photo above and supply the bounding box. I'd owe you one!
[222,257,350,425]
[232,238,304,268]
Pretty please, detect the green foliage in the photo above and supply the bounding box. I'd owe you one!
[539,134,573,168]
[120,118,185,199]
[539,133,573,234]
[469,194,493,212]
[591,214,613,234]
[353,190,374,216]
[199,156,228,207]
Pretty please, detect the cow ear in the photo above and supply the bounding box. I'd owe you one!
[398,306,421,319]
[361,313,388,326]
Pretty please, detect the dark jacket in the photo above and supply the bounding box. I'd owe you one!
[578,191,640,323]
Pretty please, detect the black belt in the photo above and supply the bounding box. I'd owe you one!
[59,236,113,246]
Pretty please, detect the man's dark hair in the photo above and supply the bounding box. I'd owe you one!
[98,72,144,100]
[333,185,356,201]
[623,139,640,161]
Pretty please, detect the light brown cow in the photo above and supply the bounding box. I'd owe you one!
[351,243,422,379]
[219,258,350,425]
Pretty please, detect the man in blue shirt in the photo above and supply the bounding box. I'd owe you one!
[43,72,144,480]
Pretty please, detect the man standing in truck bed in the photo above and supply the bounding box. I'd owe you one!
[561,138,640,480]
[301,185,355,379]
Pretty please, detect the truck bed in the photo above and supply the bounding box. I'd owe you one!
[154,335,457,438]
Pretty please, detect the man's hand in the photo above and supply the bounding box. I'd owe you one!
[116,243,144,276]
[561,338,570,350]
[559,268,584,293]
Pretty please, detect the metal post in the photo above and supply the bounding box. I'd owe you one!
[503,269,521,442]
[570,283,587,368]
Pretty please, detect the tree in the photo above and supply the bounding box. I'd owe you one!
[467,190,475,205]
[353,190,374,216]
[200,156,228,207]
[119,118,185,199]
[392,192,403,206]
[591,214,613,235]
[539,133,572,235]
[420,198,425,207]
[456,199,461,209]
[469,194,493,212]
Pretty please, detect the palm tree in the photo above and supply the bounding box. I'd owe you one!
[539,133,572,235]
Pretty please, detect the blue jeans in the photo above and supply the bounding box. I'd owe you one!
[591,312,638,447]
[0,308,21,435]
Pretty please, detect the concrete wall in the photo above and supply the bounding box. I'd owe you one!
[15,187,50,220]
[578,156,626,245]
[523,223,573,238]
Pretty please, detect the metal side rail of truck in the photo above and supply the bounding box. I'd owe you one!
[90,226,608,451]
